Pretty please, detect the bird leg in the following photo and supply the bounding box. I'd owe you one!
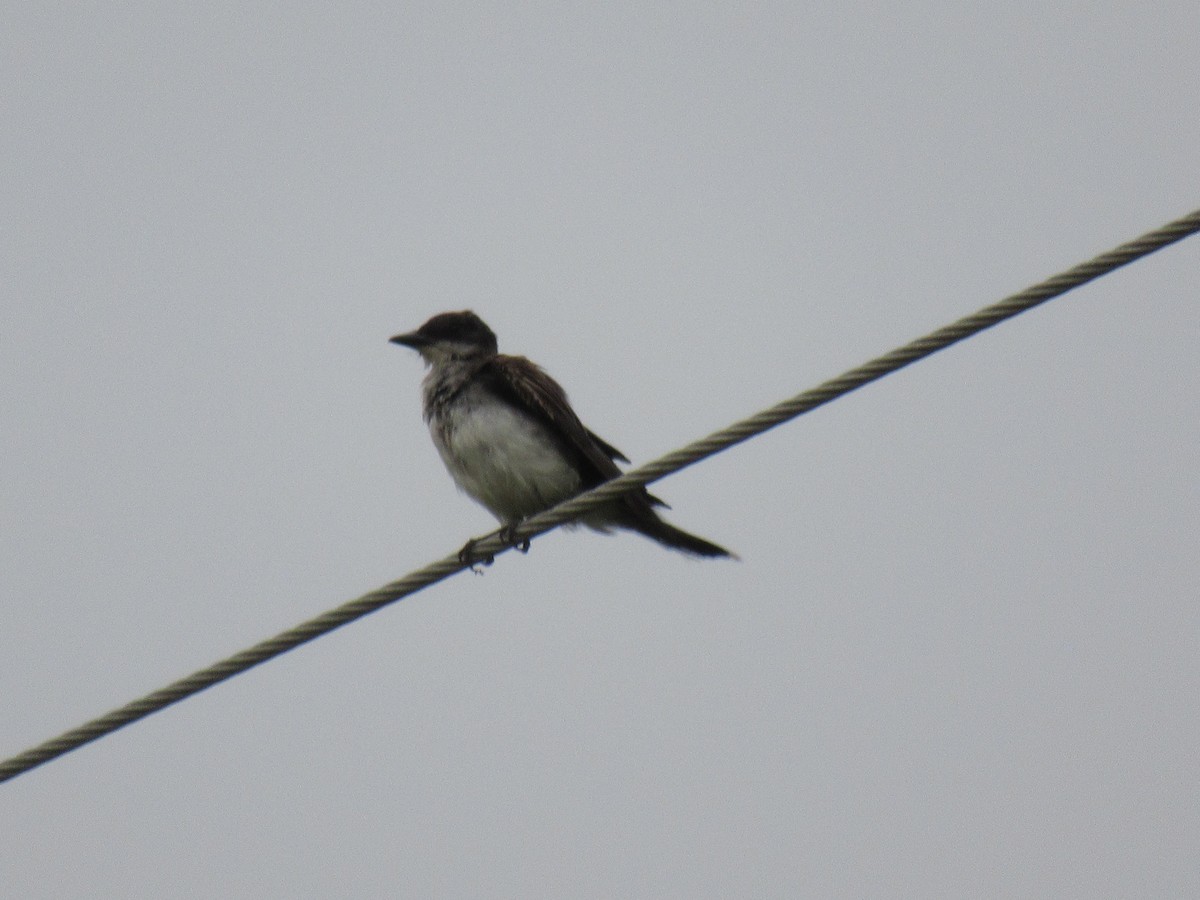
[457,537,494,570]
[498,522,531,553]
[457,524,530,571]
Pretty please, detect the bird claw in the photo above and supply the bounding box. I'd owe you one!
[457,538,494,571]
[498,524,530,553]
[457,527,530,572]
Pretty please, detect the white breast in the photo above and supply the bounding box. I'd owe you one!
[429,384,582,523]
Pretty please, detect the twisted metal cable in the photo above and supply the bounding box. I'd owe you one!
[2,207,1198,785]
[506,207,1200,541]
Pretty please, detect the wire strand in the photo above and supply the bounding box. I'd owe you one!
[3,208,1198,785]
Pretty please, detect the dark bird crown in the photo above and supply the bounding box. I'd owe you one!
[413,310,498,352]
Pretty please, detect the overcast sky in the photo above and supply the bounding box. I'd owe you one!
[3,4,1198,898]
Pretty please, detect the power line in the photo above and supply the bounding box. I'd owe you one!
[3,208,1198,785]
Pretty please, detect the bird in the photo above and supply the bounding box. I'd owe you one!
[390,311,734,561]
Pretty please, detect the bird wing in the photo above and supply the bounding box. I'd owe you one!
[479,355,625,486]
[479,355,670,510]
[585,428,629,464]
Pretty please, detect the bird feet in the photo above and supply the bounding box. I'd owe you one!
[457,537,494,571]
[457,526,530,572]
[498,523,531,553]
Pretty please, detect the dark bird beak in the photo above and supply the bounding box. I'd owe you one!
[389,331,427,349]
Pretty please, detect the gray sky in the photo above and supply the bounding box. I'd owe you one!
[3,4,1198,898]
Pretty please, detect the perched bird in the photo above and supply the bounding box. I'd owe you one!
[390,311,734,560]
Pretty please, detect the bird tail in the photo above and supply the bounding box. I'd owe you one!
[628,513,737,559]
